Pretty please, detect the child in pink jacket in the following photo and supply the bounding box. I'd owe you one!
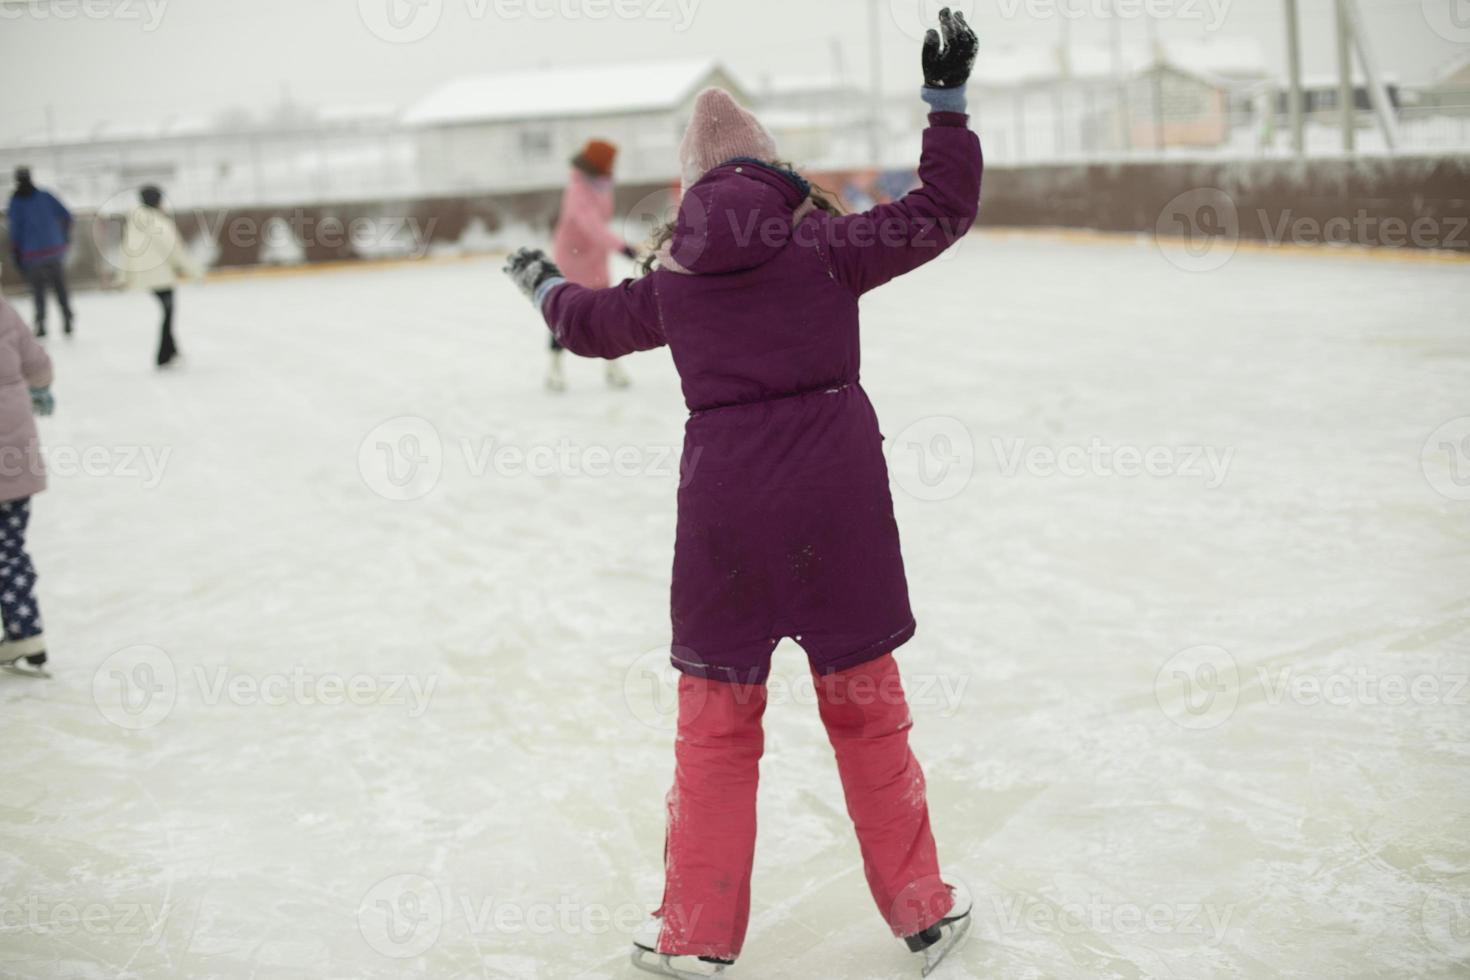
[0,294,54,671]
[546,138,637,391]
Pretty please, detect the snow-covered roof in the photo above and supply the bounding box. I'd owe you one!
[1159,38,1267,79]
[1281,71,1402,89]
[759,108,846,130]
[12,115,212,146]
[1429,51,1470,88]
[403,59,736,127]
[756,73,862,97]
[972,38,1266,88]
[317,103,400,124]
[971,46,1066,86]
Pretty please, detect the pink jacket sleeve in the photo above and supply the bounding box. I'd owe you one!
[4,301,52,388]
[809,112,982,296]
[541,274,666,359]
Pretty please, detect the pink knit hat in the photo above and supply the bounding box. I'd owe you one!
[678,87,779,190]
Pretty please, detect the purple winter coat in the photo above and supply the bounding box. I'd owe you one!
[541,112,982,683]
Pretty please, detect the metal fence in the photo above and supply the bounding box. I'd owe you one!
[968,100,1470,164]
[0,124,421,213]
[1,100,1467,214]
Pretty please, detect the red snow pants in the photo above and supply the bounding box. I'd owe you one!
[654,652,953,960]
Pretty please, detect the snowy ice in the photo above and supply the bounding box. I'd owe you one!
[1,234,1468,979]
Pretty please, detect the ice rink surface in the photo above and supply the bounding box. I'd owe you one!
[1,233,1468,979]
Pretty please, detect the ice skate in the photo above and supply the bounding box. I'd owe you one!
[630,917,732,978]
[605,359,631,389]
[545,352,567,392]
[0,637,49,676]
[904,879,973,976]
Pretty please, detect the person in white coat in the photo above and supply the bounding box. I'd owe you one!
[122,185,201,368]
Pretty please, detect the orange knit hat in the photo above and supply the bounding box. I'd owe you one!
[575,138,618,177]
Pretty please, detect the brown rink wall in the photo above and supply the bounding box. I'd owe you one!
[3,153,1466,294]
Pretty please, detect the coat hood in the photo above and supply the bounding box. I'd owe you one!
[664,161,812,276]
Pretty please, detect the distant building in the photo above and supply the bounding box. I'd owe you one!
[1410,53,1470,112]
[752,74,869,169]
[752,74,864,168]
[1128,63,1253,149]
[969,38,1267,158]
[402,59,747,191]
[1269,74,1402,117]
[0,104,406,210]
[0,117,210,211]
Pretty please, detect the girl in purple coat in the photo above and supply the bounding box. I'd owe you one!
[505,10,980,976]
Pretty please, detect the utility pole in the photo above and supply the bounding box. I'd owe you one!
[1055,15,1070,158]
[1335,0,1354,152]
[43,104,63,181]
[1146,15,1165,153]
[1015,89,1026,161]
[868,0,883,164]
[1339,0,1399,151]
[1283,0,1305,156]
[1109,0,1130,153]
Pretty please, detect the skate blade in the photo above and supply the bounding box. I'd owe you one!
[2,664,51,679]
[630,947,725,979]
[920,915,972,977]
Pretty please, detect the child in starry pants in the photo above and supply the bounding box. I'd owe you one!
[0,294,54,669]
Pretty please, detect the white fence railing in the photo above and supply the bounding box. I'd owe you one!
[2,104,1466,212]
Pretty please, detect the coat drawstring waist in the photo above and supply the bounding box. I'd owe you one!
[688,381,854,418]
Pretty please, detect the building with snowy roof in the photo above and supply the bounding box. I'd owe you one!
[1406,53,1470,111]
[402,59,747,191]
[1395,54,1470,151]
[0,101,410,210]
[747,73,873,170]
[965,38,1268,158]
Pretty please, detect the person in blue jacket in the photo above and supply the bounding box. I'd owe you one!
[6,167,74,338]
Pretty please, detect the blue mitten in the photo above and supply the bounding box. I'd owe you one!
[30,387,54,417]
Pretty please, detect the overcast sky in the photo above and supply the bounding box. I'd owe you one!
[0,0,1463,141]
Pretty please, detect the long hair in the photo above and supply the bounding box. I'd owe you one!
[638,161,846,275]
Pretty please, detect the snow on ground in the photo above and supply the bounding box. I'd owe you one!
[1,235,1467,980]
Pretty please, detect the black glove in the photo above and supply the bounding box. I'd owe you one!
[922,8,978,89]
[502,247,563,303]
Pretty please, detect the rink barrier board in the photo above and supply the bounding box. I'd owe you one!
[2,154,1466,294]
